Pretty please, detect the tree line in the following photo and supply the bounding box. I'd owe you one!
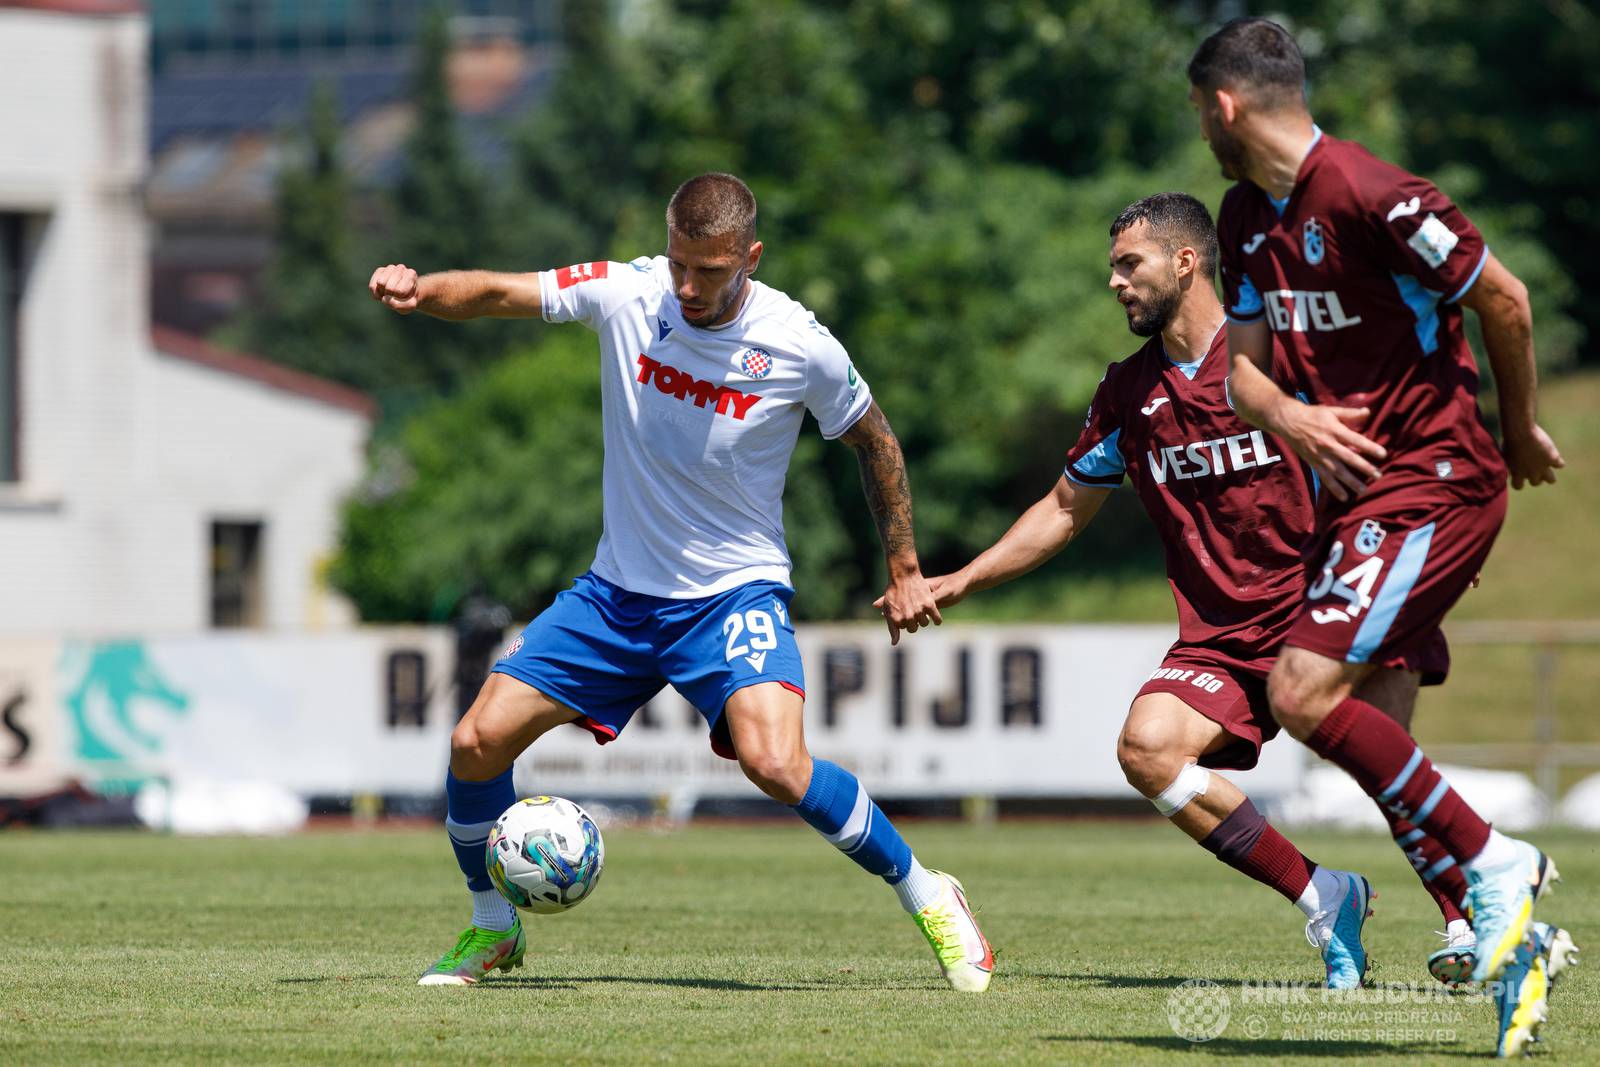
[226,0,1593,624]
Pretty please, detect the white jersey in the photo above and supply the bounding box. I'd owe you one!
[539,255,872,599]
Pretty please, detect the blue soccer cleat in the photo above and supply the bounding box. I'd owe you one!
[1492,935,1548,1058]
[1466,839,1558,984]
[1531,921,1578,999]
[1304,870,1372,990]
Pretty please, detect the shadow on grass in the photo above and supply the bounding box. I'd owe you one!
[1040,1035,1478,1058]
[1030,973,1201,989]
[478,974,856,992]
[280,972,947,993]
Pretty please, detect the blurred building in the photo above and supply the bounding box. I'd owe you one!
[147,0,557,334]
[0,1,374,634]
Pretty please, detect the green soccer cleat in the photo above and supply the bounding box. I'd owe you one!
[912,871,994,993]
[417,921,526,986]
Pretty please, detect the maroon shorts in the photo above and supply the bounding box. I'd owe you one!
[1284,491,1506,681]
[1135,646,1278,771]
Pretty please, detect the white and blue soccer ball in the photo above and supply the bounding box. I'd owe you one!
[486,795,605,914]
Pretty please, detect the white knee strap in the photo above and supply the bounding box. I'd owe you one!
[1152,761,1211,817]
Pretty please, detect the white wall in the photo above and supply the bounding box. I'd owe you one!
[0,9,370,633]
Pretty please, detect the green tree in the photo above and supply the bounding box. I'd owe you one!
[381,6,509,414]
[331,331,606,622]
[331,0,1586,624]
[218,83,374,384]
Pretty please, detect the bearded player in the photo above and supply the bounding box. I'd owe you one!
[1190,18,1574,1054]
[916,192,1481,990]
[368,173,992,992]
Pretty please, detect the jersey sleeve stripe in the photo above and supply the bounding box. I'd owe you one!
[1066,429,1125,485]
[1445,247,1490,304]
[1065,467,1123,487]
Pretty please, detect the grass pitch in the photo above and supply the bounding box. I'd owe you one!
[3,821,1598,1065]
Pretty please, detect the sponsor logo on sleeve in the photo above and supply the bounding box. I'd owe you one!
[846,364,860,394]
[1407,214,1460,268]
[556,261,609,289]
[1302,218,1326,265]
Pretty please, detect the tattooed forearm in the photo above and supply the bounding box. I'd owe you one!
[842,403,918,567]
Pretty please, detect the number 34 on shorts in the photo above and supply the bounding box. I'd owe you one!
[1306,519,1392,625]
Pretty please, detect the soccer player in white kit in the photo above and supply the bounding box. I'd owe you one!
[369,173,993,991]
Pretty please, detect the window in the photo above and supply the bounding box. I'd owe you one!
[0,213,23,483]
[210,520,264,627]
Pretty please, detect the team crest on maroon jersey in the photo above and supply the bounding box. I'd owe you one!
[1302,218,1326,265]
[738,347,773,380]
[1354,519,1386,556]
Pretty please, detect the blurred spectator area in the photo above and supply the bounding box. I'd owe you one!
[148,0,559,335]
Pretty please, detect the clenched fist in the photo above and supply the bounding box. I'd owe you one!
[369,263,421,314]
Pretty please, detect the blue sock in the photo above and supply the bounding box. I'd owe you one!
[445,768,515,892]
[792,759,913,884]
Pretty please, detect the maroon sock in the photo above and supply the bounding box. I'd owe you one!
[1381,809,1469,923]
[1199,798,1314,904]
[1306,697,1491,863]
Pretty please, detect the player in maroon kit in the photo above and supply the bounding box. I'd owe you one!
[918,192,1428,989]
[1189,18,1573,1055]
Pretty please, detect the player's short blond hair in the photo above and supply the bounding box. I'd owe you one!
[667,173,757,247]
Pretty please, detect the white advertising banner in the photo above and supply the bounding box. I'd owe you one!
[0,639,69,796]
[0,630,456,795]
[0,625,1307,801]
[515,623,1308,802]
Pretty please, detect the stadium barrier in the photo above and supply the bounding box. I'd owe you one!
[4,623,1591,818]
[1417,620,1600,812]
[0,624,1300,805]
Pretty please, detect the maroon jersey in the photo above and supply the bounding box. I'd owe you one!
[1217,131,1506,512]
[1065,328,1314,659]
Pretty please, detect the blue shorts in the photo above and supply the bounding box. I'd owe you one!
[491,571,805,760]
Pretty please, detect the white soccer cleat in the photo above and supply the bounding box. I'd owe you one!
[911,871,994,993]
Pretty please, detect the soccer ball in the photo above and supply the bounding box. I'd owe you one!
[485,795,605,914]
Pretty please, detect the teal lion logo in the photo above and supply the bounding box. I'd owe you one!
[61,642,190,765]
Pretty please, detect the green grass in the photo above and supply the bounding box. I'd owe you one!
[4,822,1599,1065]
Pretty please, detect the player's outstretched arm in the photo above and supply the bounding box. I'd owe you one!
[1226,319,1385,501]
[1456,253,1564,489]
[840,402,938,646]
[920,476,1110,612]
[368,263,544,320]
